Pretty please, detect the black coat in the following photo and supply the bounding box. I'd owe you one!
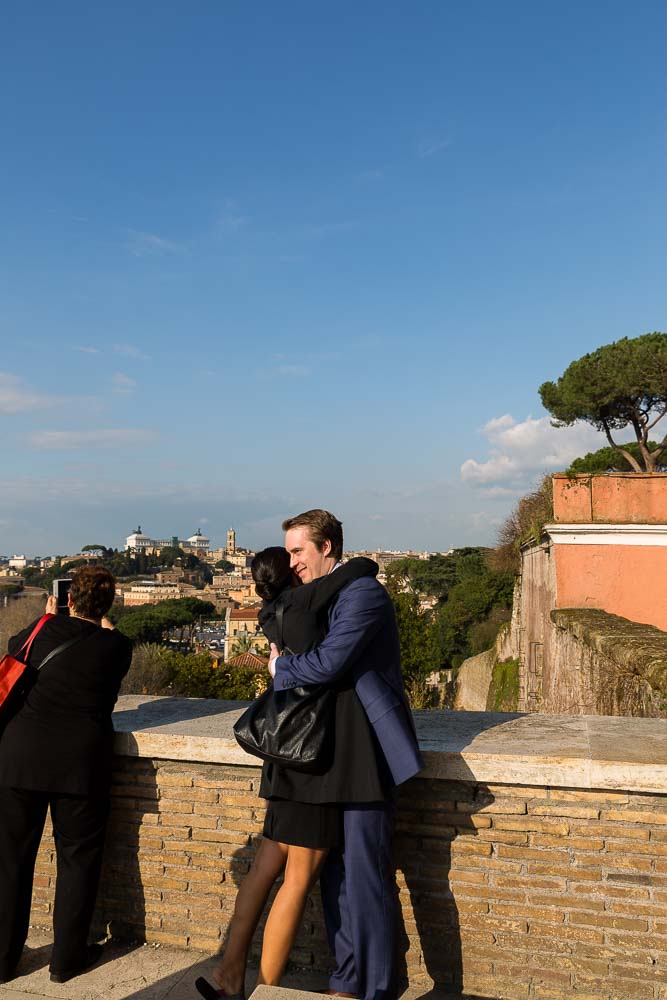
[0,615,132,795]
[257,558,391,804]
[258,557,379,652]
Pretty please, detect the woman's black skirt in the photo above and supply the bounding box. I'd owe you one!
[263,797,342,849]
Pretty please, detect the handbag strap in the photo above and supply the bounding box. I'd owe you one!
[274,596,286,650]
[35,630,94,672]
[17,614,53,660]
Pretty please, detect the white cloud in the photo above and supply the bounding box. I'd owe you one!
[0,476,282,508]
[274,364,311,377]
[482,486,524,498]
[127,229,180,257]
[27,429,157,451]
[218,211,250,230]
[0,372,63,414]
[417,137,451,158]
[112,343,150,361]
[72,346,100,355]
[111,372,137,394]
[461,414,604,488]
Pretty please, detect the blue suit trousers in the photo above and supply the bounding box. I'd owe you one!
[320,802,397,1000]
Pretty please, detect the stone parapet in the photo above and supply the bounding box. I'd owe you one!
[552,472,667,524]
[29,698,667,1000]
[549,609,667,717]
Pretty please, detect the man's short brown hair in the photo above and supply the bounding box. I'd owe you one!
[282,509,344,561]
[70,565,116,620]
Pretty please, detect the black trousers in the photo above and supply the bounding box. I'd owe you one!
[0,786,109,977]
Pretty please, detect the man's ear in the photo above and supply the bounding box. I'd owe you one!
[322,539,332,557]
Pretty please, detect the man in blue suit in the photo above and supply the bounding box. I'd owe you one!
[268,509,423,1000]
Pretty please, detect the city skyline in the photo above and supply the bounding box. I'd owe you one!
[2,3,666,554]
[2,521,443,562]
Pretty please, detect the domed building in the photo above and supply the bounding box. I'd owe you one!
[124,526,153,552]
[185,529,210,553]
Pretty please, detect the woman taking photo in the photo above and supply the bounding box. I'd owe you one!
[0,566,132,985]
[196,549,382,1000]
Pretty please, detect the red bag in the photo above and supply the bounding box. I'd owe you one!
[0,614,52,709]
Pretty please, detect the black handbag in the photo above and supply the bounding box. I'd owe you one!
[232,598,335,772]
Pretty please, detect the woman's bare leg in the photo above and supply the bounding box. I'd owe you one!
[211,838,287,994]
[257,845,329,987]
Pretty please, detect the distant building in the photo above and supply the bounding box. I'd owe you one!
[8,555,28,570]
[119,580,197,607]
[226,528,236,555]
[206,548,228,565]
[125,527,155,553]
[224,604,268,659]
[227,651,269,672]
[125,526,210,555]
[194,584,239,615]
[212,571,243,588]
[228,583,258,606]
[226,552,254,570]
[184,529,210,554]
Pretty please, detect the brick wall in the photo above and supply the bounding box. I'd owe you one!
[30,756,667,1000]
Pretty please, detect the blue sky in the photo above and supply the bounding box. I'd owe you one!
[2,2,667,556]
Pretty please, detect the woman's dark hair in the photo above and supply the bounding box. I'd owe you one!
[69,566,116,620]
[251,547,293,602]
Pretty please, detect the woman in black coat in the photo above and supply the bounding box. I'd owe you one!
[196,551,381,1000]
[0,566,132,985]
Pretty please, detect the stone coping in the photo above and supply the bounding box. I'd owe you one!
[546,522,667,544]
[551,607,667,688]
[112,696,667,794]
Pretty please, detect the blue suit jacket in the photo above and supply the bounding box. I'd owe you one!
[273,576,424,787]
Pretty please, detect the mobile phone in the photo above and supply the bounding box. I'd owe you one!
[53,578,72,615]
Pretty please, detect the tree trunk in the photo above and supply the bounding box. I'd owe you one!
[602,420,644,472]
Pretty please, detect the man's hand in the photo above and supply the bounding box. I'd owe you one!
[269,642,280,678]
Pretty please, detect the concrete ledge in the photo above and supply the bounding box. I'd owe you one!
[112,696,667,794]
[250,988,325,1000]
[546,521,667,544]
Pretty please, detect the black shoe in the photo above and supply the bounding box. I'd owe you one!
[194,976,245,1000]
[49,943,104,984]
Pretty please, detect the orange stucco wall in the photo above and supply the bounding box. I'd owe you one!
[554,544,667,631]
[553,473,667,524]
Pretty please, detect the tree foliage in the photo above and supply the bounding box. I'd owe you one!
[82,544,113,557]
[566,441,664,475]
[231,634,260,657]
[431,552,514,670]
[385,553,470,599]
[110,597,216,645]
[120,643,260,700]
[539,332,667,472]
[490,477,554,574]
[158,546,200,569]
[386,548,515,679]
